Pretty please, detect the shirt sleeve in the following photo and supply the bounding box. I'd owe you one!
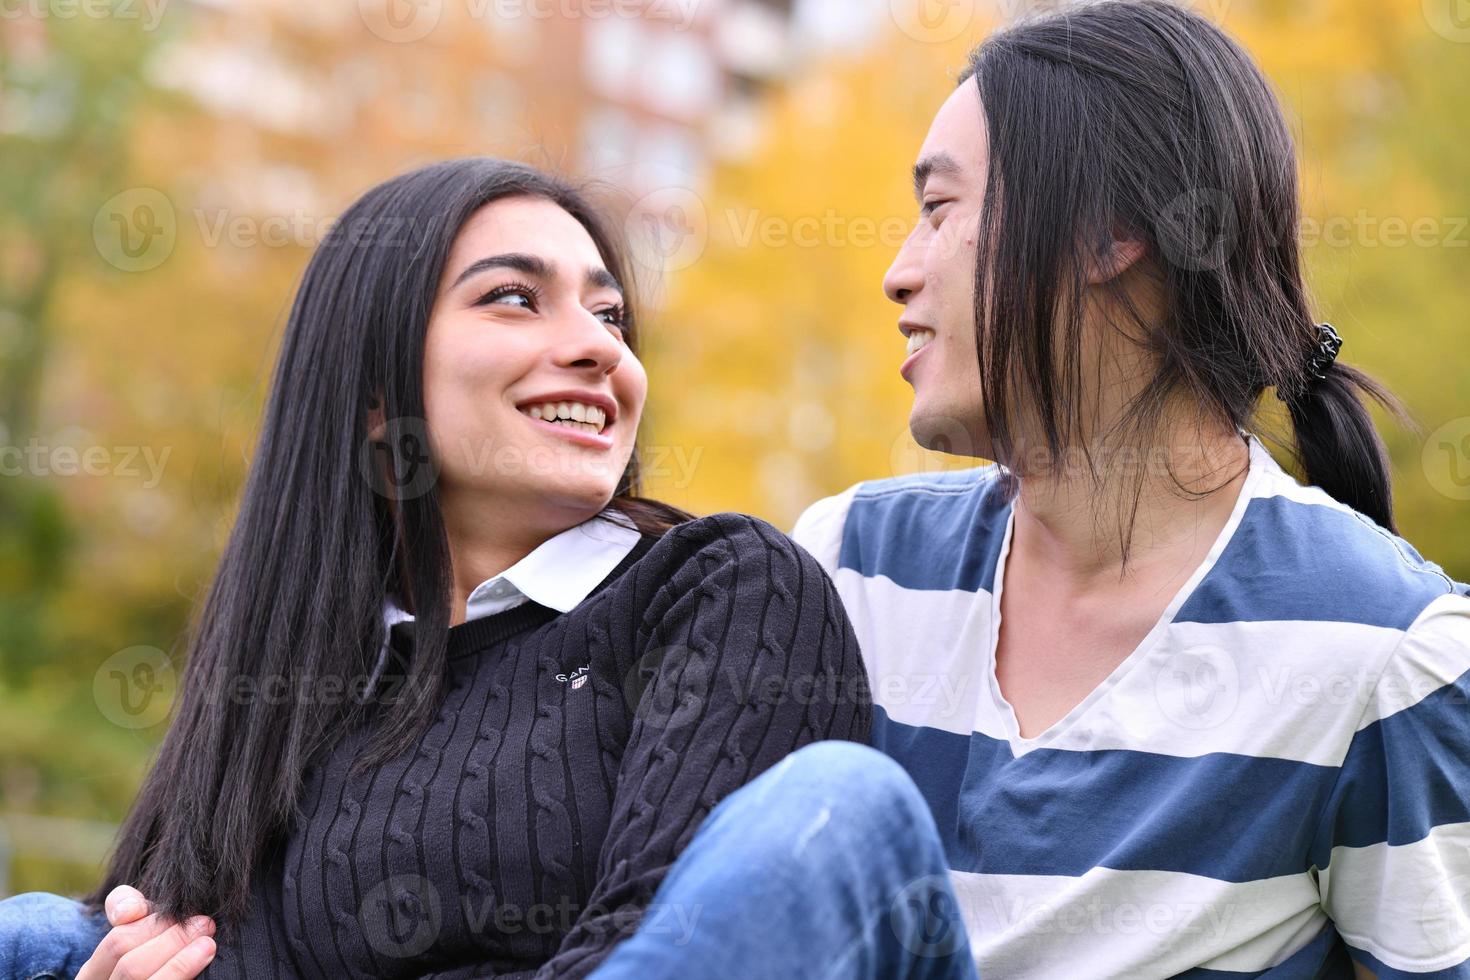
[789,484,859,574]
[1312,590,1470,977]
[531,513,872,978]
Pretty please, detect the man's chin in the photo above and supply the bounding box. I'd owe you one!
[908,406,987,459]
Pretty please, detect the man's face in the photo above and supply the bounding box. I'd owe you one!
[883,82,992,459]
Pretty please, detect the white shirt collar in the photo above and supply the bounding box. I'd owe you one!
[381,509,643,631]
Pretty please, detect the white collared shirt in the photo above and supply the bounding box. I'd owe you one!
[376,509,642,668]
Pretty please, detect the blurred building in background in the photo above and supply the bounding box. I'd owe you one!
[144,0,824,221]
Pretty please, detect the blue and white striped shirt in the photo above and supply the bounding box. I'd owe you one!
[793,435,1470,978]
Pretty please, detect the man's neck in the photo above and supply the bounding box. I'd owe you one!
[1009,421,1251,593]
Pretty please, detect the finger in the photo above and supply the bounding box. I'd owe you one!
[152,936,216,980]
[76,913,176,980]
[112,915,215,980]
[105,886,150,926]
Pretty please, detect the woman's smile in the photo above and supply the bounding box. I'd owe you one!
[515,390,618,449]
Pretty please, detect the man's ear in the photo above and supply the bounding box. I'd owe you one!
[1085,230,1148,285]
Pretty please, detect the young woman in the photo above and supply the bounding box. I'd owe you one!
[0,159,883,979]
[791,1,1470,977]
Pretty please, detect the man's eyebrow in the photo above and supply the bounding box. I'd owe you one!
[912,152,962,202]
[451,252,553,289]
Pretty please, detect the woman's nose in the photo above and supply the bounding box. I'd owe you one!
[556,312,624,374]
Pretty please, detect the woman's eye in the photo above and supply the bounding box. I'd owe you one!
[594,305,627,333]
[476,283,539,311]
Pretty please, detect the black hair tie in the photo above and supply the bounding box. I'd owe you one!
[1305,322,1343,381]
[1276,322,1342,401]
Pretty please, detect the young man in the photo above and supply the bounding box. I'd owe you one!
[793,3,1470,977]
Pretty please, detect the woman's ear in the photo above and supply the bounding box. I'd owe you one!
[366,390,387,443]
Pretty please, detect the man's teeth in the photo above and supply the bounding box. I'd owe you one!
[906,328,936,357]
[523,401,608,435]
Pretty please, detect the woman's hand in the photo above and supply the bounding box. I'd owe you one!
[76,886,216,980]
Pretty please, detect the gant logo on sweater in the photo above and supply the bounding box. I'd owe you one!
[556,665,590,690]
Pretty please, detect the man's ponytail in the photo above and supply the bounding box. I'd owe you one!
[1280,334,1406,533]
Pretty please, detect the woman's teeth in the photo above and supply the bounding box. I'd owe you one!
[905,328,935,357]
[523,401,607,435]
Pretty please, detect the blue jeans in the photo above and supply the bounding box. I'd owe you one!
[0,742,976,979]
[0,890,108,979]
[593,740,977,979]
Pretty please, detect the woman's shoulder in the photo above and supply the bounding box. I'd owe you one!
[589,512,822,618]
[638,511,813,572]
[602,512,844,623]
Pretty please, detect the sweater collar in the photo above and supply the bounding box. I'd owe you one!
[370,510,644,687]
[382,510,642,631]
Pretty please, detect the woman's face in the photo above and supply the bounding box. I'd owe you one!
[421,195,646,531]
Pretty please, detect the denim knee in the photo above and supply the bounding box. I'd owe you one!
[781,740,929,822]
[0,891,109,980]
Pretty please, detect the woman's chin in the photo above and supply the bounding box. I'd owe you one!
[534,481,623,522]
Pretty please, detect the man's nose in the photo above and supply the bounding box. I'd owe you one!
[883,230,925,304]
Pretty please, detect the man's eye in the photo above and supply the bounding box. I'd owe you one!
[921,199,950,218]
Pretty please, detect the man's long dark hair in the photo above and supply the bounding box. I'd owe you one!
[85,159,691,923]
[960,0,1403,535]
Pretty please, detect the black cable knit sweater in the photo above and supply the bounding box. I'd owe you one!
[204,513,871,978]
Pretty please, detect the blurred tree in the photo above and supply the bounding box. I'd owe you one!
[0,7,164,893]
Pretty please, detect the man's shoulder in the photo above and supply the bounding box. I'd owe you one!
[1183,468,1464,633]
[792,465,1009,589]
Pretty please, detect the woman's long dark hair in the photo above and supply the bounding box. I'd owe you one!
[86,159,691,923]
[959,0,1404,534]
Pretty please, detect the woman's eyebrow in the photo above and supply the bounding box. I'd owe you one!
[451,252,552,288]
[451,253,622,297]
[587,267,623,296]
